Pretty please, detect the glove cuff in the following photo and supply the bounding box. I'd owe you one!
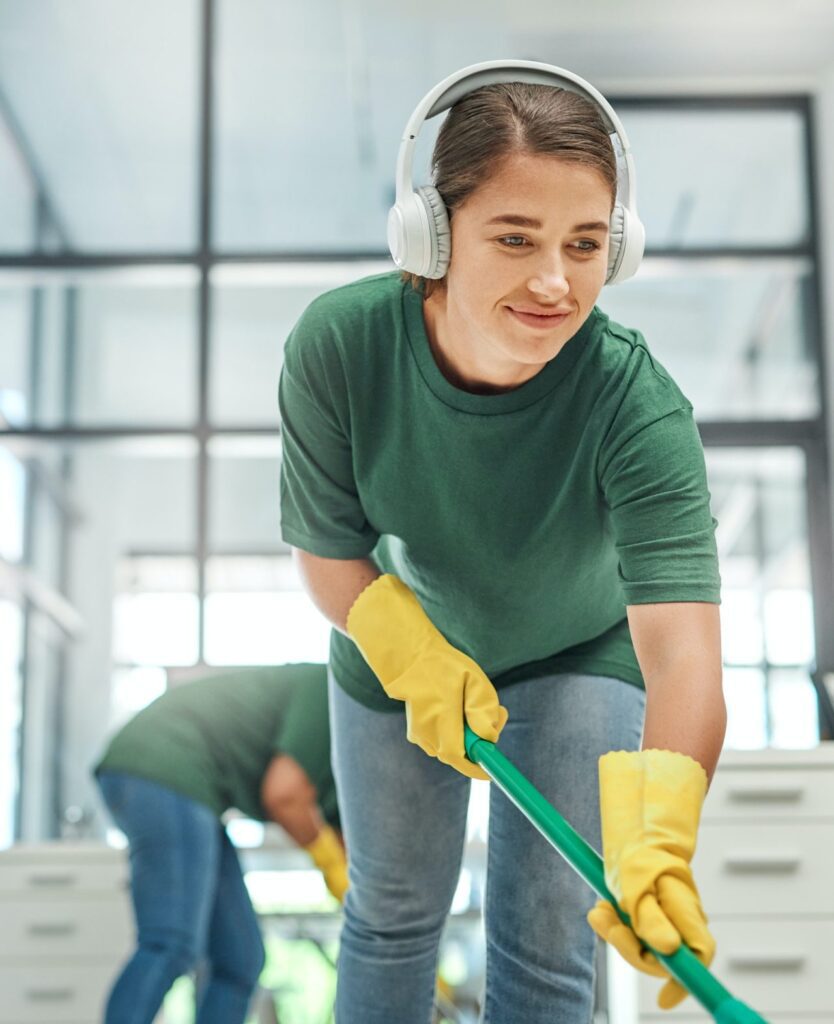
[346,574,440,689]
[304,824,344,871]
[600,748,707,800]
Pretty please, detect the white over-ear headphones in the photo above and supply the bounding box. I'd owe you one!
[387,59,645,286]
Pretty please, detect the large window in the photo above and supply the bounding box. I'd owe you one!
[603,97,832,745]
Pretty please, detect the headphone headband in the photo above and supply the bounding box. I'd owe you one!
[394,59,638,215]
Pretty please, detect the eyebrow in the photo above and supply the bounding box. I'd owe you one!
[485,214,609,233]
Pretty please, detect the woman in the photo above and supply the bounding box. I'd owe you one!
[279,60,725,1023]
[92,663,346,1024]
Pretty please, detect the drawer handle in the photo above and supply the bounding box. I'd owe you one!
[27,873,77,887]
[727,953,806,971]
[28,922,78,937]
[726,786,804,803]
[723,853,801,874]
[25,987,75,1002]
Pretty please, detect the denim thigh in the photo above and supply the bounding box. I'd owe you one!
[483,672,646,1023]
[96,770,222,961]
[328,672,471,1024]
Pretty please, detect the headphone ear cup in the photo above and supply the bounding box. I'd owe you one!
[416,186,451,279]
[606,203,645,285]
[387,195,424,275]
[606,203,625,285]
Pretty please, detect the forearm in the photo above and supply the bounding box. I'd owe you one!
[628,602,726,783]
[641,670,726,783]
[292,548,380,633]
[269,794,324,847]
[261,753,327,846]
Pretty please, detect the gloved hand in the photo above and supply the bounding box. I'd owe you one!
[586,749,716,1010]
[304,825,349,902]
[346,574,508,780]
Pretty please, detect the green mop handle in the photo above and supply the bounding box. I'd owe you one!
[464,726,770,1024]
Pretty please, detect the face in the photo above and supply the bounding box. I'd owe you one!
[426,151,613,391]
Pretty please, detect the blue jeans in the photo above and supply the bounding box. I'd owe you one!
[95,771,265,1024]
[329,670,645,1024]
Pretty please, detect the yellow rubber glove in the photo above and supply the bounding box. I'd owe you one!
[346,574,508,780]
[304,825,349,902]
[586,749,716,1010]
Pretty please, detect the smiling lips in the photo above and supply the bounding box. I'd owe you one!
[508,305,572,328]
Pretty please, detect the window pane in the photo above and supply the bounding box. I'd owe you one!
[113,593,199,667]
[0,446,26,563]
[707,447,817,747]
[0,116,35,251]
[0,2,200,252]
[763,590,815,666]
[205,556,329,664]
[210,283,300,425]
[29,449,69,594]
[208,437,282,551]
[600,262,817,421]
[619,107,807,248]
[209,265,389,424]
[720,588,764,665]
[109,666,167,729]
[73,278,199,425]
[723,668,767,750]
[112,599,195,668]
[21,609,66,839]
[0,600,24,847]
[0,287,30,425]
[214,0,391,251]
[708,447,810,593]
[769,669,819,749]
[0,276,199,427]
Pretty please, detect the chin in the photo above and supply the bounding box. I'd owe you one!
[508,335,570,363]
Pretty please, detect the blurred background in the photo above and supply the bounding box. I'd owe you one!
[3,1,834,1021]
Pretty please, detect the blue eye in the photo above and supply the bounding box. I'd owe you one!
[574,239,601,252]
[498,236,528,248]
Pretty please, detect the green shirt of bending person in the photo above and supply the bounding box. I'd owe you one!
[91,663,345,1024]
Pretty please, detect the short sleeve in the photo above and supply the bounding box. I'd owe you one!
[278,305,379,558]
[598,406,721,605]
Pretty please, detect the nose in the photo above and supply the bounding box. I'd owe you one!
[526,249,569,298]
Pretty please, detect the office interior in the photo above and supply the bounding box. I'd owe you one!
[3,2,834,1022]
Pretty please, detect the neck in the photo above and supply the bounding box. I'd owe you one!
[422,289,539,394]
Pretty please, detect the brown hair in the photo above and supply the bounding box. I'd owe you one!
[401,83,617,299]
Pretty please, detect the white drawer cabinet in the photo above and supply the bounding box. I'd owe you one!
[638,918,834,1018]
[693,820,834,916]
[0,842,132,1023]
[630,745,834,1024]
[0,898,133,960]
[0,964,126,1022]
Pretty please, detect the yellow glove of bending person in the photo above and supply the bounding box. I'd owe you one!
[586,749,716,1010]
[346,574,508,780]
[304,825,349,902]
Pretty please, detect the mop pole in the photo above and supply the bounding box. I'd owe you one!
[464,726,770,1024]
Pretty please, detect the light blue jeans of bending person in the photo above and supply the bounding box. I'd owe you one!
[94,771,265,1024]
[329,669,646,1024]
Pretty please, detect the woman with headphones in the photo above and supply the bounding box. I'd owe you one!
[278,60,725,1023]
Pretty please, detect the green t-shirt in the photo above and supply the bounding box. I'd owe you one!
[93,664,339,827]
[279,271,721,712]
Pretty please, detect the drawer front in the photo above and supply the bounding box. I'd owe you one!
[0,895,133,958]
[0,963,116,1021]
[0,860,128,897]
[693,821,834,916]
[702,768,834,822]
[637,918,834,1015]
